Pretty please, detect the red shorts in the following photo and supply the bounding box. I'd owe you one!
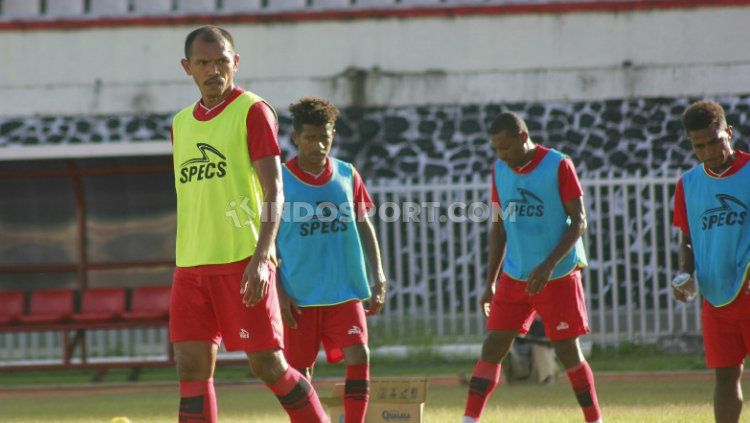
[283,300,368,369]
[169,261,283,353]
[702,283,750,368]
[487,270,589,341]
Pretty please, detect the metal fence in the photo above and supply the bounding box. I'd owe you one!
[1,174,698,366]
[364,173,699,346]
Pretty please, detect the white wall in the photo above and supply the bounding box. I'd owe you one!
[0,6,747,117]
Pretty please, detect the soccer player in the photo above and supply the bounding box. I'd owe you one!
[170,26,328,422]
[461,112,602,423]
[672,101,750,423]
[276,96,387,423]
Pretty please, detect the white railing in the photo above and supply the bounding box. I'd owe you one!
[364,173,697,346]
[0,173,695,366]
[0,0,630,21]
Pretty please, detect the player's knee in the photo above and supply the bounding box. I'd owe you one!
[174,344,214,380]
[551,338,583,368]
[344,344,369,365]
[715,367,743,389]
[481,331,514,363]
[175,354,211,380]
[248,350,287,384]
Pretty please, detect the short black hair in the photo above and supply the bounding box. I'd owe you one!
[184,26,235,59]
[289,97,339,132]
[488,111,528,136]
[682,100,727,132]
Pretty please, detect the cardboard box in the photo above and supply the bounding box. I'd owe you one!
[322,377,428,423]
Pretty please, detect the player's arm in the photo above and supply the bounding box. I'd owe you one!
[481,204,507,316]
[357,214,387,315]
[672,178,694,302]
[526,197,586,295]
[673,230,695,302]
[242,155,284,306]
[526,158,586,295]
[241,102,283,306]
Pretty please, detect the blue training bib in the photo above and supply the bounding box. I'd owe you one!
[494,149,587,280]
[681,161,750,306]
[277,158,371,306]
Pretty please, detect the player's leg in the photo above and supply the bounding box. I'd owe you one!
[551,338,601,423]
[535,271,601,423]
[702,300,749,423]
[714,365,743,423]
[212,266,328,422]
[174,342,219,423]
[323,300,370,423]
[170,268,221,423]
[461,329,517,423]
[342,343,370,423]
[463,274,534,423]
[247,349,328,422]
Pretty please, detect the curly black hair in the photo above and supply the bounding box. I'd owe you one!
[682,100,727,132]
[289,97,339,132]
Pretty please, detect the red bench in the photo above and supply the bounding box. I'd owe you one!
[0,291,24,326]
[0,286,173,374]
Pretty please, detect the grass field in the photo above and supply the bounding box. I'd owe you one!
[0,345,742,422]
[1,377,744,422]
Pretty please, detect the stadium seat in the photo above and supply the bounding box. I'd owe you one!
[121,286,171,321]
[18,289,74,324]
[222,0,263,13]
[72,288,126,323]
[1,0,42,19]
[45,0,86,18]
[0,291,25,326]
[89,0,130,17]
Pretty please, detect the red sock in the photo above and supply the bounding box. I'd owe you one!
[179,378,218,423]
[566,361,602,422]
[463,360,501,420]
[345,364,370,423]
[268,367,328,423]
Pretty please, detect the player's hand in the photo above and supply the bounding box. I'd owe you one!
[480,281,495,318]
[278,285,301,328]
[526,262,554,296]
[672,285,690,303]
[241,257,270,307]
[366,281,387,316]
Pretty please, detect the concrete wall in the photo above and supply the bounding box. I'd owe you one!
[0,5,747,117]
